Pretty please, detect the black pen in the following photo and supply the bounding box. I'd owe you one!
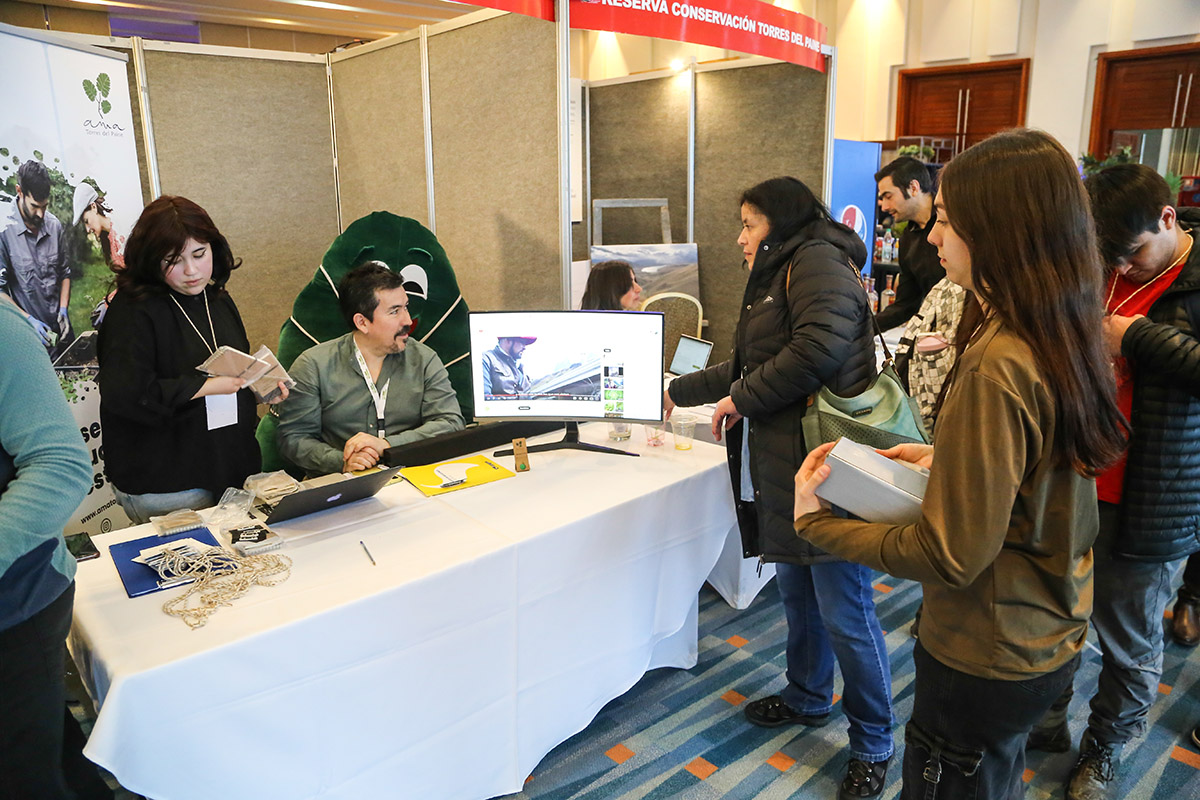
[360,540,376,566]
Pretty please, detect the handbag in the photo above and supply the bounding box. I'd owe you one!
[793,261,932,452]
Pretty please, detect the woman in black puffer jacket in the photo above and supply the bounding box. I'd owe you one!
[665,177,894,798]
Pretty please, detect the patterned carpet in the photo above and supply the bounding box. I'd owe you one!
[497,575,1200,800]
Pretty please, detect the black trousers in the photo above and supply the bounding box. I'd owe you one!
[902,640,1079,800]
[0,582,75,800]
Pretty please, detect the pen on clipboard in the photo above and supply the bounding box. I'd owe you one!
[360,540,376,566]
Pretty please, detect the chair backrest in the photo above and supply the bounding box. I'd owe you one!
[641,292,702,370]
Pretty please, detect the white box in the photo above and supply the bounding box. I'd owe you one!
[815,438,928,524]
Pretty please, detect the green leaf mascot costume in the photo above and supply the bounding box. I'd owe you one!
[257,212,472,473]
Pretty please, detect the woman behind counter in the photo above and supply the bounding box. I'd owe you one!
[98,196,284,524]
[580,259,642,310]
[794,129,1128,799]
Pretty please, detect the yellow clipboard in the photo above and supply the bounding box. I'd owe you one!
[399,455,515,497]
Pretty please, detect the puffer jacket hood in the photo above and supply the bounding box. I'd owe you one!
[668,218,876,564]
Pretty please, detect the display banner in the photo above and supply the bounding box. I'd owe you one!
[0,25,143,535]
[830,138,883,276]
[474,0,556,21]
[569,0,827,71]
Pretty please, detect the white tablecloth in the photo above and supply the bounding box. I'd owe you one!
[671,401,777,609]
[69,424,736,800]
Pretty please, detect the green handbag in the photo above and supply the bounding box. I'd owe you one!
[796,262,932,452]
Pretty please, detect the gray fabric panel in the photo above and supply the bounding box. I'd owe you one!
[331,40,428,227]
[103,46,153,206]
[589,76,688,246]
[143,51,339,352]
[695,62,827,359]
[428,14,559,311]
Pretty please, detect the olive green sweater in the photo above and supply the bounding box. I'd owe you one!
[796,318,1097,680]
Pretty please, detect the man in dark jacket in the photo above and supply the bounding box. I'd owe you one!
[874,157,944,332]
[1059,165,1200,800]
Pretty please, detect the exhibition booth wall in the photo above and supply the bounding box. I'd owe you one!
[41,7,831,365]
[588,60,829,354]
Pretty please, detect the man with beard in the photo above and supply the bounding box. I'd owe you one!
[0,161,73,357]
[873,156,944,332]
[277,262,463,476]
[480,335,535,397]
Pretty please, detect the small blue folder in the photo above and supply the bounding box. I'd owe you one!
[108,528,220,598]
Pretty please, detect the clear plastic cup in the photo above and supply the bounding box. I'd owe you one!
[607,422,632,441]
[644,422,667,447]
[671,417,696,450]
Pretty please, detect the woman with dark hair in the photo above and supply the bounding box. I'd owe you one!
[73,182,125,270]
[665,176,894,799]
[580,259,642,310]
[98,196,286,524]
[794,129,1128,799]
[73,182,126,328]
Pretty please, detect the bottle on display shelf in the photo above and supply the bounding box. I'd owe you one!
[881,275,896,312]
[874,227,885,262]
[882,228,896,262]
[867,277,879,314]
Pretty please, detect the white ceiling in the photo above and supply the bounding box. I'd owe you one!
[41,0,482,40]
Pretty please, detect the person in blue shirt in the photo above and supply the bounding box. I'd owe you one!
[0,293,91,797]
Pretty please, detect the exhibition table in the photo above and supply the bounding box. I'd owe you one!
[69,424,736,800]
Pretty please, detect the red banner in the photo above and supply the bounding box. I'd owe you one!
[476,0,556,22]
[569,0,827,72]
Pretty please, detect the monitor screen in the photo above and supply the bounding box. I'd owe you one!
[669,334,713,376]
[470,310,664,423]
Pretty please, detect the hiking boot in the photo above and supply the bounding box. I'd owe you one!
[743,695,830,728]
[838,757,888,799]
[1066,731,1120,800]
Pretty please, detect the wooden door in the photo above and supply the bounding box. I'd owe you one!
[962,65,1027,147]
[897,60,1029,155]
[898,73,964,141]
[1089,44,1200,157]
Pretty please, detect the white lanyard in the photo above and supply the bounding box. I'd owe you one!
[353,342,389,438]
[169,291,217,355]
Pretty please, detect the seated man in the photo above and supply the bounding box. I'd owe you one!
[277,262,464,475]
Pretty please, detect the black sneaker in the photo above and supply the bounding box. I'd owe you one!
[1066,731,1119,800]
[839,757,888,799]
[743,695,830,728]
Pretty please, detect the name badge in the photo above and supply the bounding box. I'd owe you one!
[206,393,238,430]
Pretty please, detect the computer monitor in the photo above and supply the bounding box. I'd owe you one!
[469,310,664,457]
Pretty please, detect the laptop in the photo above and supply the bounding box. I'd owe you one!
[667,334,714,377]
[256,467,402,524]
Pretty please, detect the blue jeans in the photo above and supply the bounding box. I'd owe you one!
[904,641,1078,800]
[1084,501,1183,746]
[776,560,895,762]
[113,487,215,526]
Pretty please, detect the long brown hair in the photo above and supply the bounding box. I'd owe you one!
[118,195,240,299]
[939,128,1127,476]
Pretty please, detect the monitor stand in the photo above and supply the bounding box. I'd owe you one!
[493,421,639,458]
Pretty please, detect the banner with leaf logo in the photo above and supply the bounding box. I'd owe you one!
[0,25,145,536]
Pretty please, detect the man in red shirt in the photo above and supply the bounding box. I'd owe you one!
[1047,165,1200,800]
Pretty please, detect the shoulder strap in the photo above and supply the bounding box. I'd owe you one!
[785,257,893,362]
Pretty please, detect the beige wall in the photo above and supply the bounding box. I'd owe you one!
[829,0,1200,158]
